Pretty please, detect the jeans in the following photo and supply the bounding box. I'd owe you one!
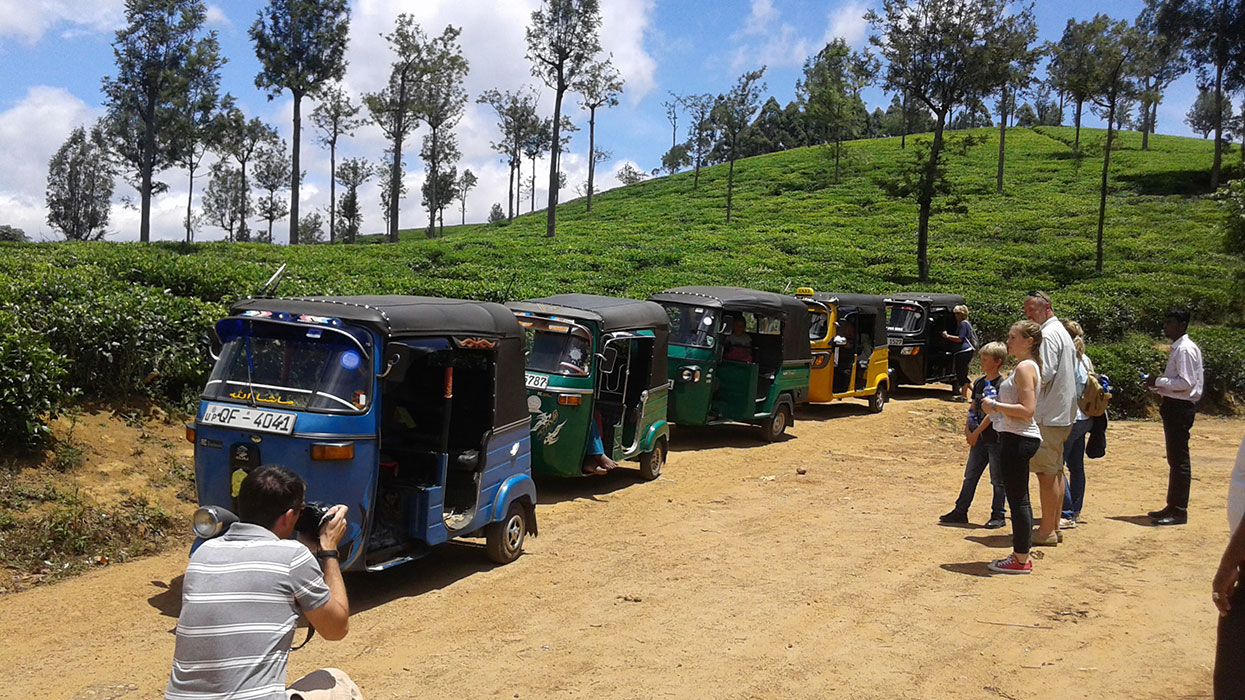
[1000,432,1040,554]
[953,440,1006,520]
[1061,418,1092,518]
[1161,397,1197,511]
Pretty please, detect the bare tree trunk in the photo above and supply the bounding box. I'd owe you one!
[507,159,515,221]
[1212,63,1224,189]
[996,90,1008,195]
[587,106,596,213]
[530,156,536,213]
[1074,99,1084,151]
[546,86,564,238]
[427,127,439,238]
[725,157,735,223]
[141,108,154,243]
[289,94,302,245]
[1096,98,1118,273]
[185,165,196,243]
[1140,76,1152,151]
[328,138,337,243]
[917,117,947,283]
[388,137,403,243]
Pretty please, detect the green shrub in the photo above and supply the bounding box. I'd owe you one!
[1086,333,1166,419]
[0,310,67,449]
[1190,326,1245,412]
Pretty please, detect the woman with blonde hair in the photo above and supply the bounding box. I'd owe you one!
[941,304,976,400]
[981,320,1043,574]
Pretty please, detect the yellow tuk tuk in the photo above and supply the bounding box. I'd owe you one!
[795,289,890,412]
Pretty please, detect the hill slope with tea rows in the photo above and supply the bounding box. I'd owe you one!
[1,125,1243,446]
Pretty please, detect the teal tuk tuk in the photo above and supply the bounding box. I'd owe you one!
[507,294,671,480]
[648,286,811,441]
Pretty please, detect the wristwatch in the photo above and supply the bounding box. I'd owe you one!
[315,549,339,560]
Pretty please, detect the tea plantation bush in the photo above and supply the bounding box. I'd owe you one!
[0,309,67,448]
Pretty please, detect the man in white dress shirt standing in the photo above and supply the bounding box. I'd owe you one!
[1145,308,1204,526]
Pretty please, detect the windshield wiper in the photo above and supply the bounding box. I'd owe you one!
[243,322,257,408]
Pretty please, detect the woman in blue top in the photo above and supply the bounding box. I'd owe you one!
[941,304,976,401]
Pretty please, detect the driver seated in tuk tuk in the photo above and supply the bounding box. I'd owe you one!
[723,316,753,363]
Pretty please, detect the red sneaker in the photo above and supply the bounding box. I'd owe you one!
[987,554,1032,575]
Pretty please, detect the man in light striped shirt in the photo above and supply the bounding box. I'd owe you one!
[166,465,358,699]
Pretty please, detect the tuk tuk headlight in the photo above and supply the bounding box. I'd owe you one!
[900,346,920,356]
[192,505,238,539]
[679,366,702,383]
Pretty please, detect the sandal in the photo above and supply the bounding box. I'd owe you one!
[1032,530,1059,547]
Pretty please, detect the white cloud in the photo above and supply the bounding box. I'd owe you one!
[600,0,657,106]
[0,0,123,45]
[739,0,777,37]
[823,2,869,47]
[204,4,231,30]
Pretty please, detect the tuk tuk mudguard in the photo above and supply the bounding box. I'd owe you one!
[491,472,538,534]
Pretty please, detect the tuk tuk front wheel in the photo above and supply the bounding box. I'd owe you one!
[869,383,888,413]
[761,403,792,442]
[485,501,527,564]
[639,437,666,481]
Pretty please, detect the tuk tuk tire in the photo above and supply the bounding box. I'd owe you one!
[869,383,888,413]
[485,500,527,565]
[761,403,792,443]
[639,437,666,481]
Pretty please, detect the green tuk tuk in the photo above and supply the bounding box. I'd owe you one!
[648,286,811,441]
[507,294,671,480]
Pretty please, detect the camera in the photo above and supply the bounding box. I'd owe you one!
[295,502,331,537]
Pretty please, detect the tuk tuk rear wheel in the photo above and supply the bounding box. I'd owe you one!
[869,383,888,413]
[485,501,527,564]
[639,437,666,481]
[761,403,792,442]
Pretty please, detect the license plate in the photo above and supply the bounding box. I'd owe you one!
[887,337,903,346]
[201,403,296,435]
[524,373,549,390]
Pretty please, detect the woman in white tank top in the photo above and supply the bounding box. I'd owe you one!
[980,320,1043,574]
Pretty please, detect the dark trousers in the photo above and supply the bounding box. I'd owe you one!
[1215,576,1245,699]
[999,432,1039,554]
[953,350,973,391]
[1160,397,1197,511]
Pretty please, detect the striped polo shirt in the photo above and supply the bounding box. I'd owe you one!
[165,523,331,700]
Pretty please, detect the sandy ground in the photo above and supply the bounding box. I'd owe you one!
[3,389,1241,700]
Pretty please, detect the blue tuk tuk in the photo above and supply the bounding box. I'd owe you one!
[189,295,537,570]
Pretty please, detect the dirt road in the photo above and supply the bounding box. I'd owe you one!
[4,391,1240,699]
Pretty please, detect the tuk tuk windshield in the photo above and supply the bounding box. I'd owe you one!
[887,304,925,334]
[524,327,592,376]
[204,320,373,413]
[665,305,717,348]
[808,311,829,340]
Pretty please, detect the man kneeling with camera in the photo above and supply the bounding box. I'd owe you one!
[165,465,361,699]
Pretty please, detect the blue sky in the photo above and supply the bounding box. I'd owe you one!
[0,0,1212,241]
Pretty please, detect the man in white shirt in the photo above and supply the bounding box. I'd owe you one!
[1023,291,1078,544]
[1145,308,1204,526]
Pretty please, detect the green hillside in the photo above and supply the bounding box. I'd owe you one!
[1,125,1243,446]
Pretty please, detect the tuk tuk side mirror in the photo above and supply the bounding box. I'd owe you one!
[208,327,223,361]
[832,335,848,347]
[379,344,413,383]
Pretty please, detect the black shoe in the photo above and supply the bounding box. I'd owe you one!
[1147,506,1174,519]
[1153,511,1188,526]
[983,518,1006,529]
[940,509,969,524]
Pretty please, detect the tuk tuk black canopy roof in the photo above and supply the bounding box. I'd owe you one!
[801,292,888,312]
[649,286,811,360]
[883,293,967,310]
[507,294,669,333]
[230,296,524,339]
[230,296,528,427]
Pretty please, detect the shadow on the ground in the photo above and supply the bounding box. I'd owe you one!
[940,561,994,577]
[796,402,872,422]
[889,386,959,403]
[535,469,645,505]
[1106,514,1157,527]
[148,575,184,621]
[964,534,1012,549]
[666,424,793,452]
[343,541,508,614]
